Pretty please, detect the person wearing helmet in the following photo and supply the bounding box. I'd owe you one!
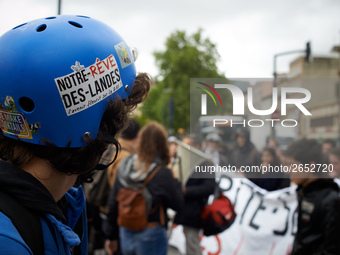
[0,15,150,255]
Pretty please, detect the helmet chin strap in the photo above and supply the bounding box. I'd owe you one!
[76,135,119,185]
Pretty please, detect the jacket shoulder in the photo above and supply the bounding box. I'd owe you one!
[148,166,181,192]
[319,187,340,206]
[0,212,32,255]
[157,166,174,175]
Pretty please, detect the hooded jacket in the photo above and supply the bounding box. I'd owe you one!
[291,179,340,255]
[0,160,87,255]
[103,154,184,240]
[229,128,261,177]
[230,141,260,168]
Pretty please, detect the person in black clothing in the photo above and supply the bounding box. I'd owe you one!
[284,138,340,255]
[251,147,290,191]
[103,122,184,255]
[229,128,261,177]
[174,135,215,255]
[328,147,340,178]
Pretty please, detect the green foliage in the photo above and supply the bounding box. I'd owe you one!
[140,29,227,133]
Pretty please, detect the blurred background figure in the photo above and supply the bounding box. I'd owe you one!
[85,119,140,255]
[266,137,283,161]
[321,138,336,155]
[204,133,229,168]
[328,148,340,179]
[168,136,178,159]
[174,135,215,255]
[250,147,290,191]
[267,137,279,149]
[168,136,181,179]
[229,128,261,173]
[107,119,140,187]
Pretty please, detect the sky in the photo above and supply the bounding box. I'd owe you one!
[0,0,339,79]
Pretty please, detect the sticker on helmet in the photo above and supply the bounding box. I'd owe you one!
[54,54,122,116]
[0,96,32,139]
[114,41,133,69]
[28,122,41,135]
[4,96,18,113]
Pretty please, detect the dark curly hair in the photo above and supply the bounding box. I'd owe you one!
[0,73,151,176]
[284,138,329,177]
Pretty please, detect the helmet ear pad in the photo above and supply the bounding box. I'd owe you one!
[0,15,136,147]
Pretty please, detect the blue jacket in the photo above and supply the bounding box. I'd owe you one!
[0,187,88,255]
[0,160,88,255]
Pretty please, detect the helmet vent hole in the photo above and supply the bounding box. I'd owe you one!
[76,15,90,19]
[13,23,27,30]
[19,97,35,113]
[45,17,56,19]
[68,21,83,28]
[36,24,47,32]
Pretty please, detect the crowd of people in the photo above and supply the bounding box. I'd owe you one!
[82,121,340,255]
[85,120,216,255]
[201,130,340,254]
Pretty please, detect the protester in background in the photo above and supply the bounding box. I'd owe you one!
[204,133,229,168]
[182,136,194,147]
[107,119,140,187]
[168,136,178,160]
[250,147,290,191]
[229,128,261,176]
[328,147,340,179]
[284,139,340,255]
[266,137,283,160]
[168,136,181,179]
[267,137,279,149]
[321,138,336,155]
[84,119,140,255]
[174,135,215,255]
[103,122,184,255]
[0,15,150,255]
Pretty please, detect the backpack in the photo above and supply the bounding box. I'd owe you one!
[0,190,44,255]
[200,187,236,236]
[0,190,84,255]
[116,165,162,231]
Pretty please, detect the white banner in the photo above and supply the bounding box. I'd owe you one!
[169,175,298,255]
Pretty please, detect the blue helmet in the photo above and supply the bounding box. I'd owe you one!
[0,15,136,147]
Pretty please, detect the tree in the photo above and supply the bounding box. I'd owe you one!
[140,29,228,134]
